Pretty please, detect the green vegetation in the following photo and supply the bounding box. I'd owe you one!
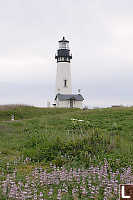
[0,104,133,170]
[0,105,133,199]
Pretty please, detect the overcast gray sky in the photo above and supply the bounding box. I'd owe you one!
[0,0,133,107]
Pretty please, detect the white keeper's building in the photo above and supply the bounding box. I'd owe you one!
[54,37,84,108]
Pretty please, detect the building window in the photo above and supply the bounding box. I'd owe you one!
[64,80,67,87]
[70,99,73,108]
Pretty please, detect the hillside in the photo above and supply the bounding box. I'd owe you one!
[0,105,133,199]
[0,104,133,167]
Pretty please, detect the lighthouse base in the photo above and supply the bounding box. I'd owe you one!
[54,93,84,109]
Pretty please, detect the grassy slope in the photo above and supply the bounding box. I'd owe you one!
[0,105,133,170]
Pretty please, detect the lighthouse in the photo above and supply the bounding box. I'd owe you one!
[55,36,72,94]
[54,37,84,108]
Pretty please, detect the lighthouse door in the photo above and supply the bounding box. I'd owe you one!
[70,99,73,108]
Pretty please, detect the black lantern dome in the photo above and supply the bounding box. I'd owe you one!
[55,36,72,63]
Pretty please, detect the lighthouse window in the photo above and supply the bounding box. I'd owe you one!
[64,80,67,87]
[59,42,68,49]
[62,43,66,48]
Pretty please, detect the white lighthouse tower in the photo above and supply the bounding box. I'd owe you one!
[55,37,72,94]
[54,37,84,108]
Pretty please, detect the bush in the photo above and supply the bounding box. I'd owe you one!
[22,125,119,167]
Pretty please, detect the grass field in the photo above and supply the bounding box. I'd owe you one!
[0,105,133,199]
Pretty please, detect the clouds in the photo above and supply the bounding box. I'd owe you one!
[0,56,51,82]
[0,0,133,107]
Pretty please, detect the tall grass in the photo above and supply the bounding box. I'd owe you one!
[1,105,133,198]
[20,120,132,171]
[0,105,133,170]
